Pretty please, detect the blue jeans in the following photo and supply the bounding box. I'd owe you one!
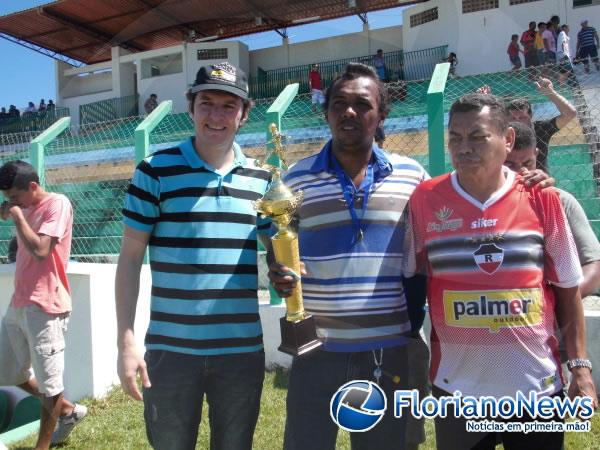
[284,345,409,450]
[143,350,265,450]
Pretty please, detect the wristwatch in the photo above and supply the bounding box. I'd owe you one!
[566,358,593,372]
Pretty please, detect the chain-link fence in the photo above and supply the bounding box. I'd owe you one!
[1,59,598,260]
[440,61,600,236]
[0,107,70,135]
[0,131,39,261]
[41,116,143,259]
[0,101,277,260]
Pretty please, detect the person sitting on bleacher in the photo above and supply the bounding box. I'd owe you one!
[506,77,576,173]
[23,102,36,116]
[8,105,19,118]
[505,121,600,305]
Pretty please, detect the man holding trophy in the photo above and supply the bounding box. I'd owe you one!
[268,63,429,450]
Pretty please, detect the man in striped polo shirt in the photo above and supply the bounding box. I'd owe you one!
[270,63,429,450]
[576,20,600,73]
[116,62,271,450]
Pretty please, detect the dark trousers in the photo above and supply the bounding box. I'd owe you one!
[283,346,409,450]
[432,385,564,450]
[143,350,265,450]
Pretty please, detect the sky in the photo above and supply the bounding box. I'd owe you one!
[0,1,404,110]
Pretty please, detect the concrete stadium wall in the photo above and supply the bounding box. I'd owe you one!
[249,24,403,74]
[0,263,291,401]
[1,261,599,399]
[138,71,188,116]
[402,0,600,76]
[0,263,149,400]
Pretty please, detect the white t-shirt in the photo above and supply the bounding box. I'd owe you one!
[557,31,571,60]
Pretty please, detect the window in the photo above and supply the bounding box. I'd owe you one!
[573,0,598,7]
[141,53,183,79]
[197,48,228,60]
[509,0,541,4]
[410,7,439,27]
[462,0,499,13]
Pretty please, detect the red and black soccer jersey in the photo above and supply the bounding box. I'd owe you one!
[404,169,582,397]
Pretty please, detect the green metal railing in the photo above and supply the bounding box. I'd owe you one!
[249,45,448,98]
[80,94,139,125]
[0,107,70,135]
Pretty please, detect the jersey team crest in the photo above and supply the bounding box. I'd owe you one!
[473,243,504,274]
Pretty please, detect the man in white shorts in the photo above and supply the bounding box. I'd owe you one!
[0,160,86,449]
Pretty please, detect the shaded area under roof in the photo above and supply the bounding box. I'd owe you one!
[0,0,427,66]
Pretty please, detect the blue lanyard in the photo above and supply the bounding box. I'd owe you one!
[331,155,374,244]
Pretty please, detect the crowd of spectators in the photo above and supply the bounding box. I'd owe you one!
[507,16,599,77]
[0,99,58,131]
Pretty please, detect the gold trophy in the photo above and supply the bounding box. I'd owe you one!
[254,124,322,356]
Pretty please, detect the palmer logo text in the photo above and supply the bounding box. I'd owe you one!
[443,289,543,332]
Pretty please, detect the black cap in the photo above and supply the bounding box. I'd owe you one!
[191,62,248,100]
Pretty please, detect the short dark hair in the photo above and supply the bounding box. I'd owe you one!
[506,98,533,117]
[511,34,518,39]
[529,21,536,27]
[510,121,536,151]
[0,160,39,191]
[324,62,390,116]
[538,22,546,28]
[449,93,509,133]
[150,93,157,98]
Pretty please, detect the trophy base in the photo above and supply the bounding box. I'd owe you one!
[278,315,323,356]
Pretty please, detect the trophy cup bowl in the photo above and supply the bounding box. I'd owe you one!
[254,125,322,356]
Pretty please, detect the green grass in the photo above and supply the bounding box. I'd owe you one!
[8,369,599,449]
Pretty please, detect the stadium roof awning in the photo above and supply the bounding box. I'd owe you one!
[0,0,427,66]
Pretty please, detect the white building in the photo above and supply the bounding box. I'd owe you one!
[403,0,600,76]
[52,0,600,126]
[55,25,403,126]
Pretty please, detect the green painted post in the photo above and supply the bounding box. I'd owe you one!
[28,116,71,189]
[427,62,450,176]
[265,83,299,168]
[263,83,299,305]
[134,100,173,164]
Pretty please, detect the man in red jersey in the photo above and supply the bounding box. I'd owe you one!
[403,93,596,450]
[309,64,325,112]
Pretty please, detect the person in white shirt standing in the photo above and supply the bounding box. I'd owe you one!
[557,24,572,62]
